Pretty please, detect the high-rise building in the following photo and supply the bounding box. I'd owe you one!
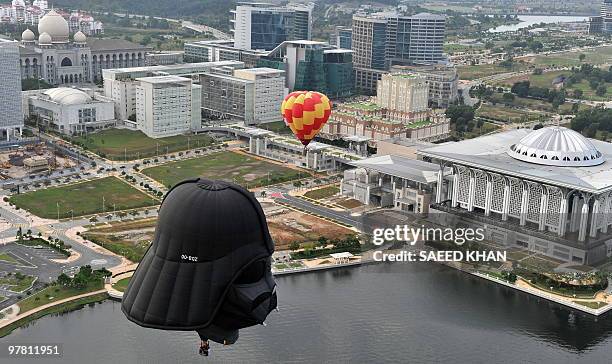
[135,75,201,138]
[231,3,313,51]
[376,73,429,113]
[351,16,388,70]
[0,38,23,140]
[258,40,353,98]
[351,13,446,95]
[335,26,352,50]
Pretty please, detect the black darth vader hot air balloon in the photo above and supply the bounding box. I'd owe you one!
[121,178,277,356]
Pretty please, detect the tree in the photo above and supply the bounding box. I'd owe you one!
[511,81,530,97]
[579,53,586,62]
[573,89,584,99]
[502,93,515,102]
[289,242,300,251]
[57,273,71,286]
[596,85,608,97]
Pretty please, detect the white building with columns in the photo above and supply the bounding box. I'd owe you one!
[419,126,612,265]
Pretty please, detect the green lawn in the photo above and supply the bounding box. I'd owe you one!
[0,253,18,264]
[304,186,340,200]
[112,277,131,292]
[142,151,304,189]
[10,177,158,219]
[69,129,215,160]
[258,120,293,135]
[18,281,104,313]
[0,275,36,292]
[534,46,612,67]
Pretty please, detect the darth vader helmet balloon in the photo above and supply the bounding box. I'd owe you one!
[121,178,277,345]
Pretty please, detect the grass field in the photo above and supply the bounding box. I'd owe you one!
[83,218,156,262]
[69,129,215,160]
[476,104,541,123]
[142,151,304,189]
[498,70,612,101]
[10,177,158,219]
[303,186,340,200]
[534,46,612,67]
[0,275,35,292]
[112,277,131,292]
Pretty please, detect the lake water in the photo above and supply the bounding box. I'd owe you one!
[489,15,590,33]
[4,262,612,363]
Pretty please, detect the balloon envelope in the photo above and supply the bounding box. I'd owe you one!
[281,91,331,146]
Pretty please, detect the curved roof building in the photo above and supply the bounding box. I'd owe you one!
[417,127,612,265]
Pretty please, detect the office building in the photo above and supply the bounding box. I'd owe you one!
[102,61,244,121]
[390,64,458,108]
[335,26,352,50]
[200,67,285,125]
[259,40,353,98]
[135,76,201,138]
[231,3,312,51]
[23,87,115,135]
[351,13,446,94]
[0,38,24,140]
[184,40,268,67]
[376,73,429,113]
[145,51,184,66]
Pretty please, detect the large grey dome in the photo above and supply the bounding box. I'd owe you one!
[38,9,69,43]
[508,126,604,167]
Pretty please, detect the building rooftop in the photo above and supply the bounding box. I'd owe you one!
[348,155,442,185]
[135,75,192,84]
[86,38,151,51]
[418,128,612,193]
[42,87,92,105]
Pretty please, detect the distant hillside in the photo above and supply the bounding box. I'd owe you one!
[53,0,236,30]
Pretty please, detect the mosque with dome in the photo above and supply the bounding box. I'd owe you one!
[418,126,612,265]
[342,126,612,265]
[18,9,150,85]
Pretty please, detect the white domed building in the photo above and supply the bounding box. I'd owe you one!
[23,87,115,134]
[19,9,151,85]
[415,126,612,265]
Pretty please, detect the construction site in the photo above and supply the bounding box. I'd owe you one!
[0,143,77,180]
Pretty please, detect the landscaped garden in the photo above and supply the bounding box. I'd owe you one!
[10,177,159,219]
[303,186,340,200]
[0,273,36,293]
[142,151,304,189]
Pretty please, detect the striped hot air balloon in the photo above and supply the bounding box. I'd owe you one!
[281,91,332,147]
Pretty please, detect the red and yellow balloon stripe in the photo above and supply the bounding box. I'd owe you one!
[281,91,332,146]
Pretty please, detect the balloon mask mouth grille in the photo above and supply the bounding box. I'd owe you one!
[196,181,231,191]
